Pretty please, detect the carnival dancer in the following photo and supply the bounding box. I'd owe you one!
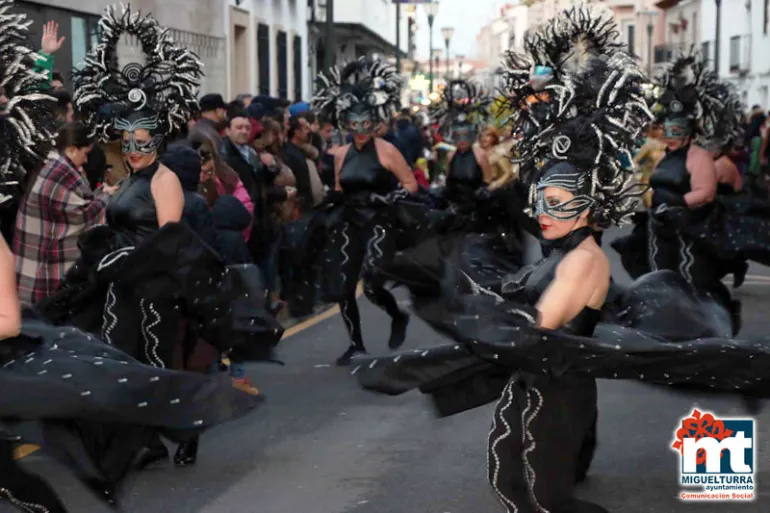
[437,80,493,204]
[311,57,418,366]
[351,7,655,512]
[351,15,770,513]
[0,3,262,511]
[37,3,281,471]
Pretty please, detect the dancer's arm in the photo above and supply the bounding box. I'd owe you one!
[0,238,21,340]
[333,144,351,192]
[151,165,185,226]
[473,146,494,184]
[684,145,717,207]
[535,248,609,330]
[375,139,418,193]
[715,156,742,192]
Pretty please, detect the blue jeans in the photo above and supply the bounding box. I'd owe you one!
[257,236,280,294]
[210,359,247,379]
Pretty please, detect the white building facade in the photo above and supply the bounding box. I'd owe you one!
[225,0,311,102]
[14,0,227,94]
[701,0,770,108]
[307,0,409,95]
[475,2,530,90]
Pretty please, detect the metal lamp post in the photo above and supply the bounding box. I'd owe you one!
[441,26,454,82]
[423,2,439,94]
[433,48,442,90]
[714,0,722,76]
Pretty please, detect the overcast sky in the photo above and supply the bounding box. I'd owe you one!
[412,0,505,60]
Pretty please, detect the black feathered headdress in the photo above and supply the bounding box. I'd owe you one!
[431,79,492,137]
[73,3,203,142]
[0,0,56,193]
[312,57,403,128]
[652,47,732,150]
[514,52,653,228]
[500,4,626,153]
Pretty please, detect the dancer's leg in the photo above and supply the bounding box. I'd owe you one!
[335,222,367,365]
[487,375,606,513]
[361,223,409,349]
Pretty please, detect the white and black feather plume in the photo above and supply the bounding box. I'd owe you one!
[500,4,626,149]
[431,79,492,137]
[73,3,203,141]
[311,57,403,128]
[517,53,654,227]
[0,0,56,188]
[653,47,738,151]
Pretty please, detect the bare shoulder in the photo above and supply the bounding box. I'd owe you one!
[557,244,609,279]
[374,137,398,154]
[151,165,182,190]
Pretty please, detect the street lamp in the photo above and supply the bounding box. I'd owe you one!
[441,26,454,82]
[433,48,442,90]
[423,2,439,95]
[455,54,464,78]
[638,10,658,78]
[714,0,722,76]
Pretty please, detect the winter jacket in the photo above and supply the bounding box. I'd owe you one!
[214,175,254,241]
[212,195,253,265]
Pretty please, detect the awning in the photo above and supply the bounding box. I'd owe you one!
[310,22,407,58]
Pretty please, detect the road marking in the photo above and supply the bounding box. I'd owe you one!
[15,284,363,460]
[283,283,363,339]
[13,445,38,459]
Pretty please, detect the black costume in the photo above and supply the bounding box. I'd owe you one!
[0,3,267,512]
[312,58,411,366]
[352,8,659,513]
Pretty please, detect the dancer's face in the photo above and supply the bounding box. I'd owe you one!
[122,128,158,171]
[537,186,589,240]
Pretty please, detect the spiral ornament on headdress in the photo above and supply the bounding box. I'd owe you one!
[0,0,56,186]
[652,47,733,151]
[312,57,403,128]
[72,3,203,141]
[516,52,654,228]
[431,79,492,136]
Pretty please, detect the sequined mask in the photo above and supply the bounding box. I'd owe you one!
[663,116,692,140]
[451,123,475,144]
[533,163,595,221]
[115,114,164,154]
[343,108,375,135]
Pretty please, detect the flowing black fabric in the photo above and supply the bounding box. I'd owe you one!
[613,191,770,281]
[36,222,283,363]
[0,315,262,509]
[351,226,770,407]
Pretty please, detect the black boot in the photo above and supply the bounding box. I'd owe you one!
[575,415,598,484]
[336,344,367,366]
[173,437,199,467]
[388,312,409,349]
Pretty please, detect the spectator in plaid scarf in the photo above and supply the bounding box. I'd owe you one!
[13,122,119,305]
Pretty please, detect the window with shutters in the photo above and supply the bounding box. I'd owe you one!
[277,30,288,100]
[257,24,270,95]
[293,35,302,101]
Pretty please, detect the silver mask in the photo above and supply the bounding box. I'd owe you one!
[115,114,164,155]
[533,163,595,221]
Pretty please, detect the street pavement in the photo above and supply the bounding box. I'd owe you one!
[7,227,770,513]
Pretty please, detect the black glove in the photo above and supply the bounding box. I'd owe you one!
[324,190,345,206]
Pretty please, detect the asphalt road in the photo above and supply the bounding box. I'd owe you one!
[7,227,770,513]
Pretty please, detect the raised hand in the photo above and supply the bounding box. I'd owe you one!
[41,21,65,55]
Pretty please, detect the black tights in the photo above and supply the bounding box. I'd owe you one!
[487,374,604,513]
[335,221,401,347]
